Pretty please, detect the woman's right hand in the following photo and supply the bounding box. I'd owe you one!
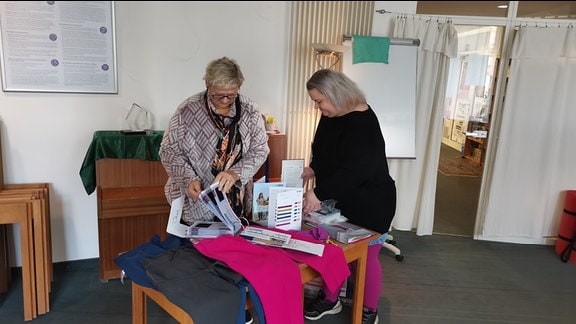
[301,167,315,183]
[187,179,202,199]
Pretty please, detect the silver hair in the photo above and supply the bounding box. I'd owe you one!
[204,57,245,88]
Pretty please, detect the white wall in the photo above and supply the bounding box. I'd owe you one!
[0,1,290,264]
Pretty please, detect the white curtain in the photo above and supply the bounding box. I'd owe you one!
[389,18,458,235]
[481,26,576,244]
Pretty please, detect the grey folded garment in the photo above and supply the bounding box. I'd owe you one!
[143,246,245,324]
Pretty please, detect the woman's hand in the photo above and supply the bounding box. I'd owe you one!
[302,189,321,216]
[214,170,240,194]
[301,167,315,183]
[187,179,202,199]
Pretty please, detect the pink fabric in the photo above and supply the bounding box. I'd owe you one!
[195,235,303,324]
[194,230,351,324]
[283,230,351,296]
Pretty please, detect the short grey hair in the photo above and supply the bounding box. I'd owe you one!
[306,69,366,112]
[204,57,245,88]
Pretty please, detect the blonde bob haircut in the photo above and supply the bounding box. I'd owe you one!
[204,57,245,89]
[306,69,366,113]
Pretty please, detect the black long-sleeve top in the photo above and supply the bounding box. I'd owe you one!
[310,106,396,234]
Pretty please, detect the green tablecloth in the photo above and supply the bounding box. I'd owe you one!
[79,130,164,195]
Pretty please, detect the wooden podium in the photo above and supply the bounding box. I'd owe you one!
[80,131,169,281]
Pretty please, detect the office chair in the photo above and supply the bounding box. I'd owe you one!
[383,233,403,261]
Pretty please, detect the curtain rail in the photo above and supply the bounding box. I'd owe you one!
[342,35,420,46]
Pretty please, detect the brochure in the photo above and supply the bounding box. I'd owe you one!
[166,182,242,238]
[267,186,303,231]
[239,226,324,256]
[252,181,286,225]
[281,159,305,188]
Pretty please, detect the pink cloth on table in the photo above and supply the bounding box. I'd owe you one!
[284,229,351,296]
[194,229,351,324]
[195,235,303,324]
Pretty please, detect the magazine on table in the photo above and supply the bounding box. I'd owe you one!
[319,221,373,244]
[239,226,325,256]
[303,200,348,227]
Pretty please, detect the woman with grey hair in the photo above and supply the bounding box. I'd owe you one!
[160,56,269,232]
[302,69,396,324]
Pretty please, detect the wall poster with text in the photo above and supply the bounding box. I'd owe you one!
[0,1,117,93]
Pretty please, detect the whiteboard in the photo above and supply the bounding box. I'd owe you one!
[343,44,417,159]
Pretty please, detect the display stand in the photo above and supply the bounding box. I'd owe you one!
[80,131,169,281]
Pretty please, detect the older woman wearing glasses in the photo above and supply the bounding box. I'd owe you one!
[160,57,269,228]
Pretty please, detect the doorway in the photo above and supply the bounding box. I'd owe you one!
[433,25,504,237]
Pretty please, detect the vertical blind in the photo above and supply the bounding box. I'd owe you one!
[286,2,374,170]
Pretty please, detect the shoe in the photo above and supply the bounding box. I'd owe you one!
[362,306,379,324]
[245,310,254,324]
[304,292,342,320]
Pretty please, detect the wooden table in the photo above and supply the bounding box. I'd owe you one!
[132,233,375,324]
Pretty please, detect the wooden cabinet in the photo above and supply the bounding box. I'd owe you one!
[80,131,170,281]
[96,159,169,281]
[254,133,287,182]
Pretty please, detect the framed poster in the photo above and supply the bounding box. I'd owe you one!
[0,1,117,93]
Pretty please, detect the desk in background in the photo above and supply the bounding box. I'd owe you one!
[79,131,169,281]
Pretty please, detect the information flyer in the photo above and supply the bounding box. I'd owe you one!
[0,1,117,93]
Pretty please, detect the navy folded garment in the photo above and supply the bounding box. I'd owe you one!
[113,234,184,288]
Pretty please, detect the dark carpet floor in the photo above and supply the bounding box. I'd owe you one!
[434,144,481,237]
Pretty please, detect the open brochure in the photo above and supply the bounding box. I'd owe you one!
[239,227,324,256]
[166,182,242,238]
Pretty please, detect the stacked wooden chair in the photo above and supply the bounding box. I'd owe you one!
[0,126,53,321]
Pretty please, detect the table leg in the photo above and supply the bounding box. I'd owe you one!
[348,241,369,324]
[132,282,147,324]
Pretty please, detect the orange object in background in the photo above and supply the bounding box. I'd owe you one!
[555,190,576,263]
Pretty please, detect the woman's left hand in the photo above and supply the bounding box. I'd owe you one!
[302,189,321,216]
[214,170,240,194]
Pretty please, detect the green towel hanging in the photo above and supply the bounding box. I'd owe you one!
[353,35,391,64]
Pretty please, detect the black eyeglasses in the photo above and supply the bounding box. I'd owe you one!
[210,93,238,101]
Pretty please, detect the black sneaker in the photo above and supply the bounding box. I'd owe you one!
[245,310,254,324]
[304,293,342,320]
[362,306,379,324]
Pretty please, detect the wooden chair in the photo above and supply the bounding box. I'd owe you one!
[0,185,53,315]
[0,201,36,320]
[0,126,53,320]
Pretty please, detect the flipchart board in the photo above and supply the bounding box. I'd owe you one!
[343,43,418,159]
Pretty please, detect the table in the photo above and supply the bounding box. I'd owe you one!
[131,233,376,324]
[79,131,169,281]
